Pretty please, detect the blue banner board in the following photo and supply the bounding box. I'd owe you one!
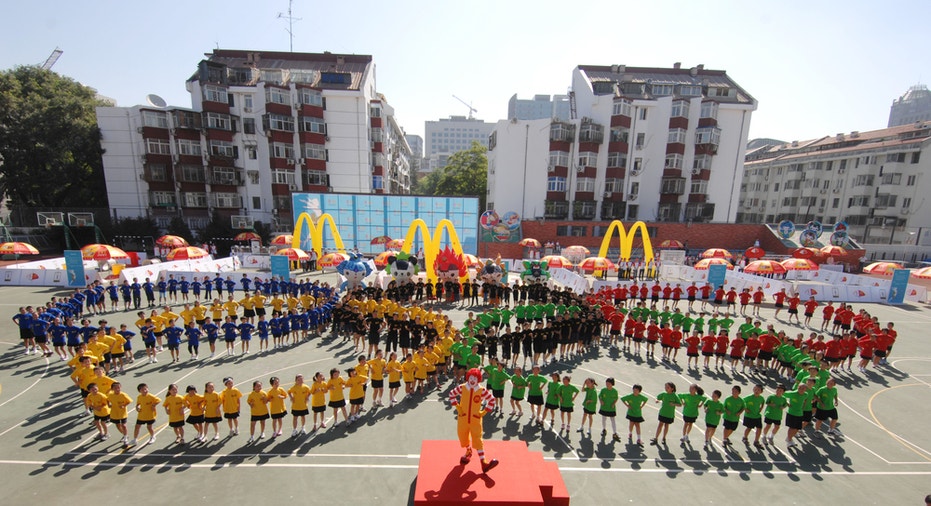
[707,264,727,290]
[64,250,85,288]
[270,255,291,281]
[887,269,910,305]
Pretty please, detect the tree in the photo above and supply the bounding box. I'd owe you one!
[167,216,194,243]
[414,141,487,209]
[0,66,109,209]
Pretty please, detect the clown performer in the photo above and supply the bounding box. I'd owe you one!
[448,367,499,473]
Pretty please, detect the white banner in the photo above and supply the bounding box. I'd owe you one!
[550,268,589,294]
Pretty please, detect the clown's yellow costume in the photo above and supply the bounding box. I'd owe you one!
[448,367,498,473]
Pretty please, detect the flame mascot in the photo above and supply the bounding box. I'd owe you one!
[434,246,467,303]
[448,367,498,473]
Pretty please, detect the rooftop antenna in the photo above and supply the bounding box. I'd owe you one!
[452,95,477,120]
[40,47,63,70]
[277,0,301,52]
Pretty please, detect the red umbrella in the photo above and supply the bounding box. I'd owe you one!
[0,242,39,255]
[578,257,617,272]
[386,238,406,250]
[658,239,684,249]
[701,248,733,259]
[744,260,787,275]
[166,246,210,261]
[318,252,349,268]
[270,234,293,246]
[911,267,931,279]
[863,262,903,275]
[275,247,309,261]
[155,235,188,248]
[744,246,765,259]
[540,255,573,269]
[234,231,261,242]
[791,247,822,260]
[780,258,819,271]
[820,245,846,257]
[694,258,734,270]
[81,244,129,261]
[371,236,391,246]
[518,238,542,248]
[374,250,399,268]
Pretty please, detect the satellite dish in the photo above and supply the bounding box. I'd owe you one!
[146,94,167,108]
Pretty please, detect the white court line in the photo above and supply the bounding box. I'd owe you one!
[0,350,50,409]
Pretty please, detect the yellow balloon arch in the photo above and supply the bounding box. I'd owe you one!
[596,221,655,273]
[291,213,346,258]
[401,218,467,284]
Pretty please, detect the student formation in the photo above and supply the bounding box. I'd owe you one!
[12,274,899,454]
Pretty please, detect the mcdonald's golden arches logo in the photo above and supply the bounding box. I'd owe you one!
[291,213,346,258]
[597,221,654,263]
[400,218,466,284]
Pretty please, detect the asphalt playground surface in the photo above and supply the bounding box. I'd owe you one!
[0,270,929,505]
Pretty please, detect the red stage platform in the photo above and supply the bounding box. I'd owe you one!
[413,440,569,506]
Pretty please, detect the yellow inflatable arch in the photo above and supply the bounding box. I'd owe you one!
[401,218,466,284]
[291,213,346,258]
[597,220,655,263]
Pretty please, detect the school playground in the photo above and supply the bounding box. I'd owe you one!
[0,274,928,505]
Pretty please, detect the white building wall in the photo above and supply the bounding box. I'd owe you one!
[96,106,149,219]
[487,119,551,219]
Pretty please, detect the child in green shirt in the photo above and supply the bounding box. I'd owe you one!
[558,376,580,433]
[578,378,598,437]
[509,368,527,416]
[678,384,707,445]
[621,384,648,445]
[651,382,681,446]
[762,385,787,444]
[598,377,620,440]
[702,389,724,449]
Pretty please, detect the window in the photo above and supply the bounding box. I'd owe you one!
[372,175,383,190]
[604,178,623,193]
[576,177,595,192]
[243,117,256,134]
[247,146,257,160]
[661,178,685,194]
[206,112,231,130]
[214,192,241,208]
[609,127,629,143]
[556,225,586,237]
[203,85,228,104]
[177,139,202,156]
[700,101,719,119]
[847,196,870,208]
[832,198,840,208]
[782,197,799,207]
[708,87,730,98]
[665,154,684,169]
[271,170,295,185]
[146,139,171,155]
[290,70,317,84]
[209,140,236,158]
[574,201,596,218]
[265,87,291,105]
[150,191,176,206]
[839,159,847,171]
[547,177,567,192]
[550,123,574,142]
[635,133,645,149]
[252,196,261,210]
[903,197,912,208]
[670,100,690,118]
[639,108,648,120]
[578,152,597,167]
[579,122,604,143]
[612,100,632,117]
[912,152,921,164]
[693,154,712,170]
[885,153,906,163]
[178,165,205,183]
[142,111,169,128]
[320,72,351,84]
[679,85,702,97]
[881,173,902,185]
[651,84,673,96]
[607,152,627,168]
[182,192,208,208]
[626,204,638,220]
[370,106,382,118]
[370,128,384,143]
[243,94,253,112]
[268,113,295,132]
[272,142,294,159]
[173,110,202,129]
[690,179,708,194]
[695,127,721,145]
[299,89,323,107]
[549,151,570,167]
[875,194,897,208]
[601,201,624,219]
[260,70,283,85]
[629,182,640,195]
[146,164,167,181]
[304,169,327,186]
[211,167,240,185]
[853,174,875,187]
[304,144,326,160]
[667,128,687,144]
[300,116,326,134]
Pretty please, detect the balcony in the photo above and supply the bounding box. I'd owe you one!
[212,194,243,209]
[207,167,244,186]
[660,178,686,195]
[695,127,721,151]
[544,200,570,220]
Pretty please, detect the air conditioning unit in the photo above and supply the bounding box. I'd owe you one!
[169,128,176,135]
[691,167,701,175]
[298,158,305,165]
[243,107,252,113]
[325,136,331,142]
[287,158,295,165]
[288,184,298,191]
[819,189,827,194]
[630,168,642,176]
[547,164,555,173]
[604,192,612,198]
[838,168,846,174]
[136,127,145,134]
[628,193,638,201]
[833,188,840,193]
[576,165,584,173]
[818,207,825,212]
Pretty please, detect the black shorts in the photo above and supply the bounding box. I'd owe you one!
[110,418,127,425]
[583,408,596,415]
[815,408,838,421]
[624,414,643,423]
[600,409,617,418]
[716,352,727,357]
[94,414,110,422]
[786,413,804,430]
[143,340,156,349]
[328,400,346,409]
[775,302,784,309]
[544,402,559,411]
[291,408,310,417]
[35,335,48,344]
[610,329,620,335]
[224,412,240,419]
[702,351,714,357]
[251,414,270,422]
[764,417,781,426]
[111,352,124,359]
[244,309,256,318]
[743,417,762,429]
[683,415,697,423]
[722,419,739,431]
[349,397,364,406]
[688,296,696,302]
[657,415,674,424]
[492,389,504,398]
[759,351,773,361]
[312,405,326,413]
[874,350,887,358]
[136,419,155,425]
[388,381,401,389]
[788,308,799,315]
[187,415,205,424]
[169,420,185,428]
[804,312,814,318]
[705,422,718,428]
[270,412,286,420]
[371,379,384,389]
[19,328,33,340]
[560,406,573,413]
[256,308,267,316]
[687,352,699,358]
[528,395,544,406]
[103,353,112,362]
[205,416,222,424]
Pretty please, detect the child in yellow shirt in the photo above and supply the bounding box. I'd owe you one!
[130,383,162,446]
[246,381,269,442]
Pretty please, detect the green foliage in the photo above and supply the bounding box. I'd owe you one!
[252,220,272,244]
[414,141,487,209]
[167,216,194,242]
[0,66,109,209]
[110,216,160,239]
[199,210,233,244]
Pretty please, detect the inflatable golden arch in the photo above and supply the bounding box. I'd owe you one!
[400,218,467,284]
[597,220,655,263]
[291,213,346,258]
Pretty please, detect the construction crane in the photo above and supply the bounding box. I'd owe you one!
[452,95,477,119]
[41,48,63,70]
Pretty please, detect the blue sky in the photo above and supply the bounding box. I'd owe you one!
[2,0,928,143]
